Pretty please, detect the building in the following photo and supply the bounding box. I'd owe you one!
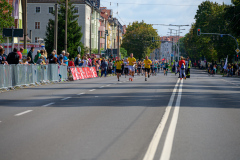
[27,0,100,51]
[160,37,173,62]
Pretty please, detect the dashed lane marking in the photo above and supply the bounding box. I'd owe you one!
[95,96,99,98]
[15,110,33,116]
[61,97,71,101]
[99,86,104,88]
[89,89,96,92]
[77,92,85,95]
[42,103,55,107]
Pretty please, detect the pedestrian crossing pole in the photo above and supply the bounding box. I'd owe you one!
[65,0,68,52]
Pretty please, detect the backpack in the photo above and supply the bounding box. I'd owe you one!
[181,63,185,69]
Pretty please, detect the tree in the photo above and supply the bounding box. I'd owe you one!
[120,47,127,59]
[0,0,14,43]
[121,21,160,60]
[45,0,84,58]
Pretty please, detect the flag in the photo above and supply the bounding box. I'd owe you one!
[14,0,19,19]
[223,55,228,70]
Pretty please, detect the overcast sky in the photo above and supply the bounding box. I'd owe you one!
[100,0,232,37]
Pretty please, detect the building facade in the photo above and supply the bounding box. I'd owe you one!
[27,0,100,51]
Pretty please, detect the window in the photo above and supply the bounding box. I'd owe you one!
[35,37,40,43]
[49,7,53,13]
[36,7,40,13]
[35,22,40,29]
[74,7,78,13]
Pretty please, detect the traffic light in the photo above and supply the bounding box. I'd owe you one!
[197,28,201,36]
[237,55,239,61]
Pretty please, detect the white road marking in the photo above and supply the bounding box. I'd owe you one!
[61,97,71,101]
[160,80,183,160]
[99,86,104,88]
[15,110,33,116]
[119,82,122,83]
[95,96,99,97]
[77,92,85,95]
[143,79,181,160]
[42,102,55,107]
[89,89,96,91]
[106,85,111,86]
[0,121,2,123]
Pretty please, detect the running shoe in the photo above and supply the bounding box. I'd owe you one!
[148,74,150,78]
[118,79,120,81]
[145,78,147,81]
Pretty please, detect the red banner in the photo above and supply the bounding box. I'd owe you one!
[76,67,84,80]
[87,67,93,78]
[82,67,88,79]
[91,67,98,78]
[70,68,79,81]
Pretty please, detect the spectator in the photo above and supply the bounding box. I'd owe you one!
[17,47,23,60]
[87,54,92,67]
[58,56,66,66]
[23,57,31,65]
[0,45,3,49]
[6,48,19,64]
[64,52,69,66]
[27,47,34,63]
[101,57,108,77]
[82,56,88,67]
[69,58,75,67]
[34,50,42,63]
[74,54,81,66]
[48,52,56,64]
[95,58,100,77]
[36,55,44,65]
[0,48,8,64]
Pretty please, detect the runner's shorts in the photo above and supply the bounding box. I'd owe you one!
[128,65,134,71]
[116,69,121,73]
[145,68,150,73]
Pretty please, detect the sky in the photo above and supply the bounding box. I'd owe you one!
[100,0,232,37]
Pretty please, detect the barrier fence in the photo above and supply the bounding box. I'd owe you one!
[0,64,68,90]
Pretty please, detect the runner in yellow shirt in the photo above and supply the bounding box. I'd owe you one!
[143,56,152,81]
[128,53,136,81]
[114,57,123,81]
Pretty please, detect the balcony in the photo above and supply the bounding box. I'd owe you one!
[99,26,105,32]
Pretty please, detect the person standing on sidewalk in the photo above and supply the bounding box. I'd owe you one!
[100,58,108,77]
[6,48,19,64]
[27,47,34,64]
[179,56,186,80]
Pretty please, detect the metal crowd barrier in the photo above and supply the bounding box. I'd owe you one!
[0,64,68,90]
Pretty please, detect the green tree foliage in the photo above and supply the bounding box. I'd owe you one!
[0,0,14,43]
[121,21,160,60]
[120,47,127,59]
[45,0,84,58]
[184,1,238,63]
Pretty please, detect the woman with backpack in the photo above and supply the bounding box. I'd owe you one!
[179,57,186,80]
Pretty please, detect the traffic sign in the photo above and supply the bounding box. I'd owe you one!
[235,48,240,54]
[78,46,81,53]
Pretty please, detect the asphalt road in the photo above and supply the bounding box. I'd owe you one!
[0,69,240,160]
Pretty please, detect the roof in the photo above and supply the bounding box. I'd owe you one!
[28,0,85,3]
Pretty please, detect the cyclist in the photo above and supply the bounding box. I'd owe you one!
[128,53,136,81]
[144,56,152,81]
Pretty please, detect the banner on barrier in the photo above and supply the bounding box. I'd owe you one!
[87,67,93,78]
[76,68,84,80]
[70,68,79,81]
[82,67,88,79]
[91,67,98,77]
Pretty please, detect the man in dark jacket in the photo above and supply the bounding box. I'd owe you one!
[6,48,19,64]
[27,47,34,64]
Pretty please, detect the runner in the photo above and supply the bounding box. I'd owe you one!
[124,58,129,78]
[128,53,136,81]
[154,61,158,76]
[157,62,161,73]
[114,57,123,81]
[137,61,142,76]
[164,61,169,76]
[144,56,152,81]
[179,56,186,79]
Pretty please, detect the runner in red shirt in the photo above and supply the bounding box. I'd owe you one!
[179,57,186,80]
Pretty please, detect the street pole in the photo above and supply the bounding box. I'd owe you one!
[90,7,92,55]
[117,24,120,58]
[65,0,68,52]
[54,4,58,54]
[23,0,27,50]
[98,30,100,54]
[178,26,180,61]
